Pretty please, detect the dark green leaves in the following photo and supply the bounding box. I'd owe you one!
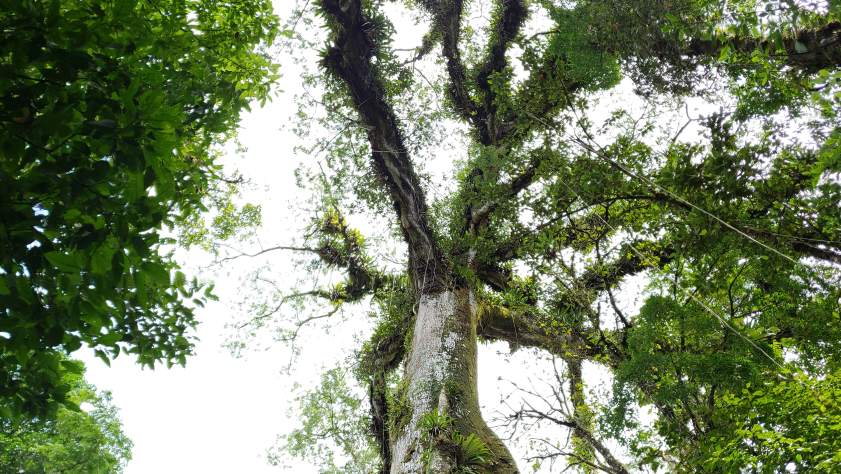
[0,0,278,419]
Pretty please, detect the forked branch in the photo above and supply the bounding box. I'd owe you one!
[318,0,449,294]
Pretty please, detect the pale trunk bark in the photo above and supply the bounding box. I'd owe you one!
[390,288,518,473]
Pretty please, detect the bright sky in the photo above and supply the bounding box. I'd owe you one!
[75,1,708,472]
[77,82,307,473]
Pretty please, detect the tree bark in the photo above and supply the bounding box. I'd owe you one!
[390,288,518,473]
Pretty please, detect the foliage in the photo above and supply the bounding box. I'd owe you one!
[0,0,278,418]
[268,367,381,474]
[697,371,841,473]
[417,410,492,473]
[451,432,493,472]
[0,359,132,473]
[418,410,453,436]
[243,0,841,471]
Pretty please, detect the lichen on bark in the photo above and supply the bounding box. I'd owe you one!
[389,289,516,473]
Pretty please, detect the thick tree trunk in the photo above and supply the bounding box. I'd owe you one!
[390,288,518,473]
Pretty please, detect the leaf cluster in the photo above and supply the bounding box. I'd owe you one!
[0,0,278,418]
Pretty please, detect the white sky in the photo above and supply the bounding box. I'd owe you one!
[78,87,306,473]
[75,1,714,472]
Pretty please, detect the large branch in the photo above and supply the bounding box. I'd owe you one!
[319,0,449,294]
[369,372,391,474]
[474,0,528,145]
[420,0,528,145]
[418,0,481,125]
[688,21,841,73]
[477,241,672,356]
[474,189,674,290]
[477,303,600,358]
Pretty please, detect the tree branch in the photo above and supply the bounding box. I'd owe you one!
[474,0,528,145]
[418,0,481,125]
[688,21,841,73]
[319,0,449,294]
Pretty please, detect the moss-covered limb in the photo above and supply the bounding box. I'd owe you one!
[355,278,414,471]
[565,358,597,473]
[419,1,530,240]
[370,371,392,474]
[474,0,528,146]
[472,243,672,363]
[318,0,450,295]
[416,0,481,127]
[475,237,671,305]
[476,208,675,285]
[417,0,526,146]
[686,21,841,74]
[566,416,630,474]
[568,426,629,474]
[476,302,595,359]
[358,283,414,378]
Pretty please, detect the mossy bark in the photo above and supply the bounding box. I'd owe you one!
[390,288,517,473]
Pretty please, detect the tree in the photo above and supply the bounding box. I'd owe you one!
[238,0,841,472]
[0,358,133,473]
[0,0,278,418]
[268,367,381,473]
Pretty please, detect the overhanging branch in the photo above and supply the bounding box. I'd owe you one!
[688,21,841,73]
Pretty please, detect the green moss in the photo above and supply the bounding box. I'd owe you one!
[387,377,412,438]
[444,380,466,409]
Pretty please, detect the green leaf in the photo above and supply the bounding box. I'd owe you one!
[142,262,170,286]
[90,238,118,275]
[98,332,122,346]
[45,251,83,273]
[63,208,82,222]
[173,270,186,288]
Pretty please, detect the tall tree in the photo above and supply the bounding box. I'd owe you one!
[246,0,841,472]
[0,358,133,473]
[0,0,278,418]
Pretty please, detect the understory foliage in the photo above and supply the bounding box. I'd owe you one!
[216,0,840,471]
[0,358,132,473]
[269,368,380,473]
[0,0,278,419]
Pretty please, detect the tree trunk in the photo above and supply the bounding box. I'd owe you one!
[390,288,518,473]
